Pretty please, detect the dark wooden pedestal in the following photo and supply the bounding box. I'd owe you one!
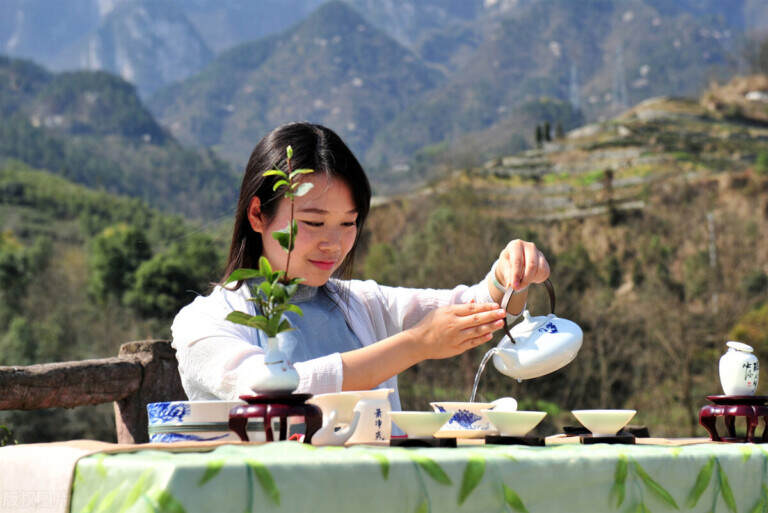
[699,395,768,443]
[229,393,322,444]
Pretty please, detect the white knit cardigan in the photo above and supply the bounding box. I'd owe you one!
[171,275,496,411]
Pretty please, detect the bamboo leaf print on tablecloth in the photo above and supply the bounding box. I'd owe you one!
[79,492,99,513]
[717,461,738,513]
[118,469,154,513]
[686,456,715,508]
[632,460,679,510]
[148,489,187,513]
[197,459,225,487]
[94,485,122,513]
[367,451,390,480]
[409,453,452,486]
[415,499,429,513]
[246,459,280,506]
[611,454,628,507]
[502,484,530,513]
[458,455,486,505]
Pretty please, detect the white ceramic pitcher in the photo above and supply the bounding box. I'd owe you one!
[492,280,583,381]
[307,392,362,446]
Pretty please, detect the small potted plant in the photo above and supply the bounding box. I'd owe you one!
[224,145,314,393]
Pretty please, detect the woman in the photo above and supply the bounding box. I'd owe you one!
[171,122,550,411]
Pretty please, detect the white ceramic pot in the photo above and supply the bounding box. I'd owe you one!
[719,341,759,396]
[346,389,393,444]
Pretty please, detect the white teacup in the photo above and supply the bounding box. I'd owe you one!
[430,402,495,433]
[307,392,362,446]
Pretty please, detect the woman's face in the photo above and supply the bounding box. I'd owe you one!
[248,174,359,287]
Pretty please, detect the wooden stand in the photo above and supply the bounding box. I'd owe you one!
[229,393,322,444]
[485,435,545,446]
[699,395,768,443]
[390,437,457,448]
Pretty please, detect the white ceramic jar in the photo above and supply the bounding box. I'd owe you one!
[719,341,759,396]
[346,389,393,444]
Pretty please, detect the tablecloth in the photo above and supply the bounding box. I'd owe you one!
[68,441,766,513]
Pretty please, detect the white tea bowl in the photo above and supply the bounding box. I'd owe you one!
[571,409,636,436]
[390,412,452,438]
[430,402,494,433]
[484,410,547,437]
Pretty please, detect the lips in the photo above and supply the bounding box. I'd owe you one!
[309,259,336,271]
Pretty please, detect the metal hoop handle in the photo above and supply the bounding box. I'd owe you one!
[500,279,556,343]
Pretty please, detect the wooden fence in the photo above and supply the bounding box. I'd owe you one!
[0,340,187,443]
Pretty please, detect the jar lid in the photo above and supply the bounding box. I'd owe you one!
[726,341,754,353]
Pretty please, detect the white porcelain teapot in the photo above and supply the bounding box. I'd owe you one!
[492,280,583,381]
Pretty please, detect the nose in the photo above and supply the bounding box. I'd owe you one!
[317,227,342,252]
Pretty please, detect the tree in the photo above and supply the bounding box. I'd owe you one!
[125,233,220,319]
[88,223,151,303]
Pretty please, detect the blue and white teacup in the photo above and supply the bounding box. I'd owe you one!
[147,400,265,443]
[429,402,495,435]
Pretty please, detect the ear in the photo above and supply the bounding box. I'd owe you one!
[247,197,266,233]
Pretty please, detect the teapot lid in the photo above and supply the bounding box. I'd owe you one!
[501,279,556,343]
[726,341,754,353]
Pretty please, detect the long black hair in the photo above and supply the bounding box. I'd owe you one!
[222,122,371,285]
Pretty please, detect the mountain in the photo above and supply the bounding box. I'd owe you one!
[73,1,214,97]
[364,0,745,173]
[148,1,443,172]
[0,55,239,220]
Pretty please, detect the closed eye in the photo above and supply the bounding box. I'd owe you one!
[301,221,323,227]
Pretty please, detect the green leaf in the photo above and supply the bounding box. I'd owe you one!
[742,446,754,462]
[749,497,765,513]
[266,315,281,337]
[285,304,304,316]
[718,462,737,513]
[119,469,153,512]
[286,145,293,159]
[247,460,280,506]
[271,282,287,302]
[225,268,263,284]
[226,311,268,331]
[367,451,390,479]
[612,454,628,507]
[415,499,429,513]
[293,182,314,197]
[632,461,679,510]
[263,169,287,179]
[152,490,187,513]
[277,318,292,333]
[198,460,225,487]
[502,484,529,513]
[409,453,452,485]
[272,179,290,192]
[258,257,273,275]
[686,456,715,508]
[258,280,272,298]
[458,455,485,505]
[289,168,314,180]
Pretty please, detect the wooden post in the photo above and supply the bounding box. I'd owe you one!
[114,340,188,443]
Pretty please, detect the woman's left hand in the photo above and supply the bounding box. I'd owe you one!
[496,239,550,291]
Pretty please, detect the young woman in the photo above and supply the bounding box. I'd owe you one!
[171,122,550,411]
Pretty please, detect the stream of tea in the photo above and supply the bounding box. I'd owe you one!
[469,348,499,402]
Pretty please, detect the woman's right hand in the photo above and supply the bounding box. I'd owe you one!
[409,302,507,360]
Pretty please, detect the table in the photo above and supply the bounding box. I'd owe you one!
[68,440,767,513]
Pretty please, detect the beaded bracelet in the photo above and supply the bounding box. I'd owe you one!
[490,260,529,295]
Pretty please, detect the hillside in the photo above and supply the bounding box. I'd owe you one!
[360,78,768,436]
[0,55,240,220]
[148,1,443,172]
[0,159,226,442]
